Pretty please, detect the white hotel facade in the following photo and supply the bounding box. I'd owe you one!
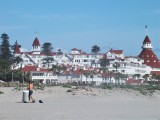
[12,35,160,84]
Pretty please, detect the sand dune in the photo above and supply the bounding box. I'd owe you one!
[0,86,160,120]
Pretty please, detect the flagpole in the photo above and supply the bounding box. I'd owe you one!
[145,25,148,35]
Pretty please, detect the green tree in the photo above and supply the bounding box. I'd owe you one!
[155,75,160,84]
[50,64,58,75]
[57,48,63,54]
[13,56,23,68]
[42,57,54,69]
[19,71,31,84]
[0,33,12,60]
[79,68,84,83]
[99,54,110,83]
[41,42,53,55]
[11,40,21,51]
[133,74,141,79]
[113,62,120,84]
[0,59,12,81]
[151,74,157,84]
[91,45,101,53]
[84,71,90,85]
[90,70,96,83]
[143,74,150,83]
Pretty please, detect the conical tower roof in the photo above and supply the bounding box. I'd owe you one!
[32,37,40,46]
[14,41,21,54]
[143,35,151,44]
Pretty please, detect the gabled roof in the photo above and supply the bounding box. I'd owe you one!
[71,48,86,54]
[108,49,123,54]
[143,35,151,44]
[32,37,40,46]
[21,65,48,72]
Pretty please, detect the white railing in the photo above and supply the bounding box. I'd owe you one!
[32,75,58,80]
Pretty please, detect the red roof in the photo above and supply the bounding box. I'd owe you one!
[21,66,48,72]
[143,35,151,44]
[14,43,21,54]
[32,37,40,46]
[139,49,160,68]
[126,78,142,84]
[109,49,123,54]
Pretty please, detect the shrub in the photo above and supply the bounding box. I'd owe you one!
[62,84,72,88]
[0,91,4,94]
[14,86,21,91]
[66,89,73,92]
[101,85,113,90]
[35,84,45,90]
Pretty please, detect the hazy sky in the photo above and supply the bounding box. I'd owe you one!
[1,0,160,57]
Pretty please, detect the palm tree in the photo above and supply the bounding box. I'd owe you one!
[91,45,101,53]
[90,70,96,83]
[143,74,150,83]
[151,74,157,84]
[108,70,113,84]
[99,54,110,83]
[19,71,31,84]
[100,67,108,83]
[79,68,84,84]
[113,62,120,85]
[84,71,90,85]
[116,73,126,85]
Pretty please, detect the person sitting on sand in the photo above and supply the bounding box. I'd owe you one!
[28,81,35,103]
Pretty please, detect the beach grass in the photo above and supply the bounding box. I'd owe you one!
[100,83,160,95]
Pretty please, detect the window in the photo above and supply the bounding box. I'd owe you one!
[83,60,88,62]
[121,70,125,72]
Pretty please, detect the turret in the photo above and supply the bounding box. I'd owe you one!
[13,40,21,55]
[142,35,153,49]
[32,37,41,54]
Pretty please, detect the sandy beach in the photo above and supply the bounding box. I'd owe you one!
[0,86,160,120]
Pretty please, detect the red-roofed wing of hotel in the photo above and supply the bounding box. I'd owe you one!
[139,35,160,68]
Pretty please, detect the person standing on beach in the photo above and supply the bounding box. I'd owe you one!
[28,81,35,103]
